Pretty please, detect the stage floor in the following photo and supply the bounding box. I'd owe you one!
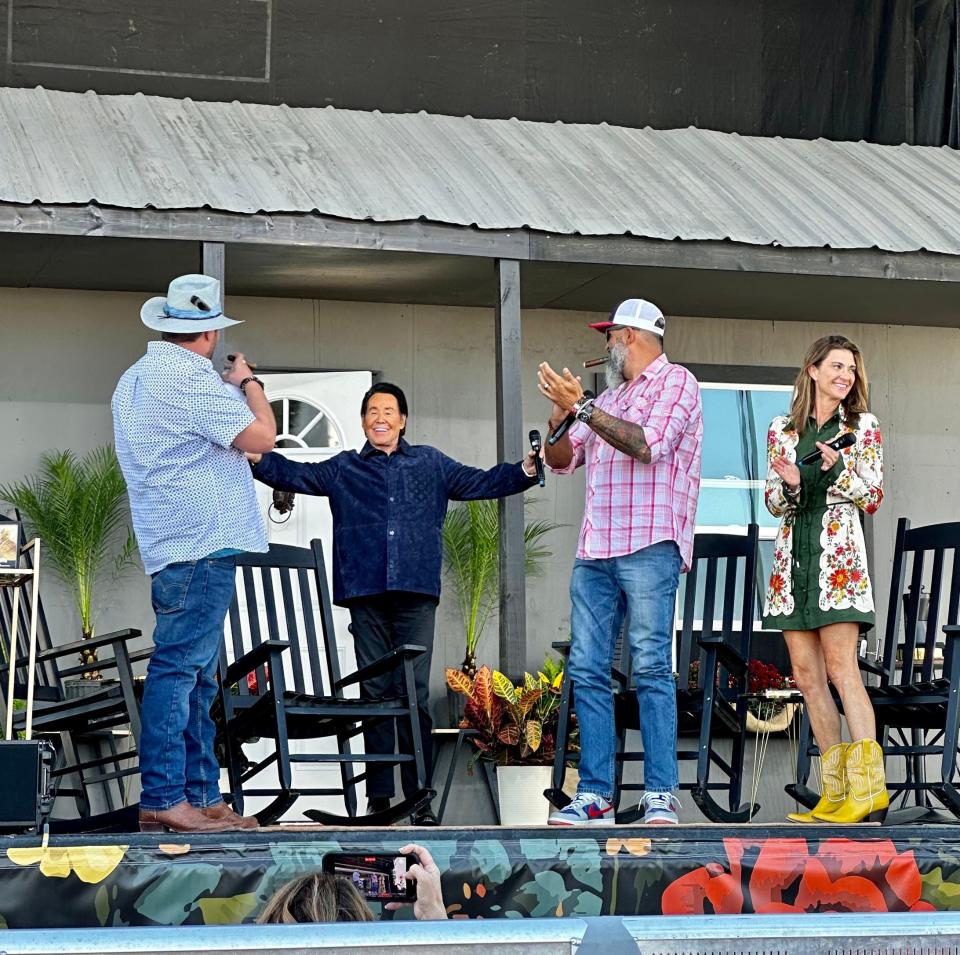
[0,822,955,927]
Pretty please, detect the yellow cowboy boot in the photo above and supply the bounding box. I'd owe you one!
[813,738,889,823]
[786,742,848,823]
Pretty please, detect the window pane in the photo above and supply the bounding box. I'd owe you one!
[288,399,319,436]
[701,387,791,482]
[750,391,792,472]
[697,487,780,530]
[302,416,342,448]
[701,390,747,480]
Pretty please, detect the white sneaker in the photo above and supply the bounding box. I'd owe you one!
[640,791,680,825]
[548,792,615,826]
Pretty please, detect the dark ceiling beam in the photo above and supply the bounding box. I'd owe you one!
[1,203,960,284]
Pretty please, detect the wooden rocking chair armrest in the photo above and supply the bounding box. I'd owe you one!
[944,625,960,639]
[34,628,143,664]
[223,640,289,686]
[335,644,427,690]
[551,641,572,655]
[697,633,748,677]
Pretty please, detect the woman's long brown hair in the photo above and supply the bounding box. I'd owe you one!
[788,335,869,436]
[256,871,375,924]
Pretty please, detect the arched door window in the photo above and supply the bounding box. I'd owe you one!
[270,397,343,450]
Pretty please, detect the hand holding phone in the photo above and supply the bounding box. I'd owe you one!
[384,843,448,921]
[322,851,416,903]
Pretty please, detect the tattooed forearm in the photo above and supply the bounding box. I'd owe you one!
[588,407,651,462]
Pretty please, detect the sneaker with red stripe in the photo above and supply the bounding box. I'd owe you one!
[548,792,614,826]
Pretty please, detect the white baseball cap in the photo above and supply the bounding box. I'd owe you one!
[589,298,666,337]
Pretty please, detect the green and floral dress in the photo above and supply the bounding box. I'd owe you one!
[762,408,884,631]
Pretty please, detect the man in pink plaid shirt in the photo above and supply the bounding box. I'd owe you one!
[539,299,702,827]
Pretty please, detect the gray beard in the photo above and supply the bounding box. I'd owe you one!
[604,343,627,391]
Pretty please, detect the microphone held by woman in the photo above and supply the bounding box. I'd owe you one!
[797,430,855,465]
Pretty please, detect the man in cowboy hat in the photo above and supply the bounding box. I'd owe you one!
[112,273,276,833]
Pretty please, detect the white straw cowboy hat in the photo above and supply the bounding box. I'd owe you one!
[140,274,242,333]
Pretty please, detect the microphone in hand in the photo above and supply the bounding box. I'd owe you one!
[528,430,545,487]
[547,390,595,446]
[797,431,856,466]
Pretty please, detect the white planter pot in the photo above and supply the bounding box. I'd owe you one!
[746,702,798,735]
[496,764,553,826]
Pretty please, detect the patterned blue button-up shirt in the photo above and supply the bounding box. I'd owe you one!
[112,341,268,575]
[253,439,535,605]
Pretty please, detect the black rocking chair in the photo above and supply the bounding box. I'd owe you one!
[215,540,434,826]
[0,539,146,829]
[547,526,761,824]
[789,518,960,821]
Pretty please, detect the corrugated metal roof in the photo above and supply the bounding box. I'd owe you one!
[1,86,959,255]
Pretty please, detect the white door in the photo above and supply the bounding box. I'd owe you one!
[231,370,371,820]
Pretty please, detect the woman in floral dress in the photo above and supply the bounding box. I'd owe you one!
[763,335,887,824]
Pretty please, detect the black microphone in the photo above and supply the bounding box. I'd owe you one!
[528,430,545,487]
[798,431,856,466]
[547,390,595,446]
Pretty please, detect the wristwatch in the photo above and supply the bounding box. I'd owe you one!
[573,395,596,423]
[239,376,265,395]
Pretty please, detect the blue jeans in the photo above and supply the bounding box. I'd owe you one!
[569,540,682,800]
[139,556,237,811]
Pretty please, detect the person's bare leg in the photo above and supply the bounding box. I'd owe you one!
[821,622,876,742]
[784,630,842,750]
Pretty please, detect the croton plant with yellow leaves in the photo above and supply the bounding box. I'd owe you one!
[445,659,577,766]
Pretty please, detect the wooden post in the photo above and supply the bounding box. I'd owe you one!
[202,242,227,368]
[495,259,527,676]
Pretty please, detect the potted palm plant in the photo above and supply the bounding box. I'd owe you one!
[446,661,576,825]
[442,497,559,670]
[0,447,136,679]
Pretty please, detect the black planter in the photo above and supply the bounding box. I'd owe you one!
[446,686,467,727]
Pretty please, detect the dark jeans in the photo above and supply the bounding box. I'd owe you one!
[140,556,237,811]
[348,591,436,800]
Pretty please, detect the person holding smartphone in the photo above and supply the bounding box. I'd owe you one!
[112,273,275,833]
[257,843,447,922]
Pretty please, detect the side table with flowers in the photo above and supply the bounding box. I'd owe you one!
[739,661,803,820]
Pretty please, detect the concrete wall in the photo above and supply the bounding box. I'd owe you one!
[1,285,958,738]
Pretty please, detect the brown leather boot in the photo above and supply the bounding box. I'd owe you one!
[139,802,241,833]
[196,801,259,830]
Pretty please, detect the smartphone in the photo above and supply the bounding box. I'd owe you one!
[322,852,416,902]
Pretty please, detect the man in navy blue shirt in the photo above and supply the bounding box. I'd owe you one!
[249,382,538,823]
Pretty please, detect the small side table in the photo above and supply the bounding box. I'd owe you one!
[742,688,805,821]
[433,727,499,824]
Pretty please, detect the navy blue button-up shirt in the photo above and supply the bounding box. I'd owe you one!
[253,439,536,605]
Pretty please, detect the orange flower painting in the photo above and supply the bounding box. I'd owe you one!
[662,838,935,915]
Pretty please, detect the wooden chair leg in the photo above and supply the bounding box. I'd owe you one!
[545,678,574,809]
[785,706,819,809]
[403,656,427,790]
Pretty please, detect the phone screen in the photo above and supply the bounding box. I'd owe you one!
[322,852,416,902]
